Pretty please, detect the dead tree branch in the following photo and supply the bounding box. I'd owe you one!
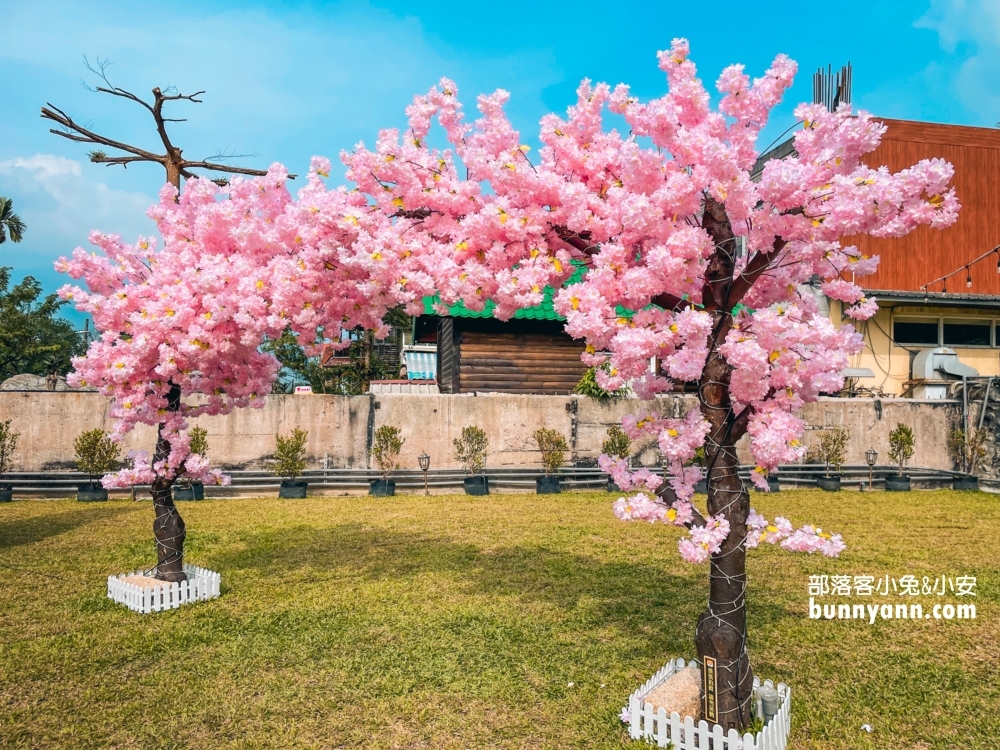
[43,58,291,190]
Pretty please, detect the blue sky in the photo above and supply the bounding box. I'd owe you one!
[1,0,996,325]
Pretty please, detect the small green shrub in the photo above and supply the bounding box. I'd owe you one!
[534,428,568,476]
[947,427,987,475]
[372,425,405,479]
[574,362,631,401]
[453,426,488,475]
[189,426,209,458]
[888,423,915,476]
[601,425,631,460]
[74,429,121,484]
[273,429,308,480]
[0,419,19,477]
[807,426,850,477]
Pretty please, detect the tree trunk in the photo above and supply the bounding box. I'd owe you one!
[694,403,753,730]
[693,196,754,730]
[151,383,186,582]
[165,157,182,192]
[695,338,753,731]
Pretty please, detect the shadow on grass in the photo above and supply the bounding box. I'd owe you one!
[0,505,133,550]
[207,523,794,634]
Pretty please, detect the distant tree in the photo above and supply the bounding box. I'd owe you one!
[41,56,277,191]
[264,307,409,395]
[0,268,83,379]
[262,328,333,394]
[0,198,26,245]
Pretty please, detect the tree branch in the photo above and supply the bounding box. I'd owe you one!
[160,90,205,103]
[722,238,787,311]
[203,148,259,163]
[394,208,433,220]
[41,104,164,161]
[179,161,270,177]
[90,154,158,168]
[553,226,686,310]
[655,482,708,527]
[730,404,755,442]
[553,227,599,255]
[81,55,155,115]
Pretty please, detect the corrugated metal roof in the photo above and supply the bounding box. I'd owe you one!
[422,262,640,320]
[864,289,1000,310]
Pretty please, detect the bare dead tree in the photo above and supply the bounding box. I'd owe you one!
[41,56,291,191]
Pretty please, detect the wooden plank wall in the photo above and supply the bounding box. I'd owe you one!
[852,118,1000,294]
[457,330,587,394]
[436,318,457,394]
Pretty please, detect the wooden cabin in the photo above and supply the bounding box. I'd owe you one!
[416,276,589,395]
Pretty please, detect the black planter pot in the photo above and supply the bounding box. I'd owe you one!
[173,484,196,501]
[694,478,708,494]
[536,475,561,494]
[767,475,780,493]
[0,482,11,503]
[607,478,621,493]
[953,476,979,491]
[463,476,490,495]
[77,483,108,502]
[193,481,205,500]
[816,475,841,492]
[368,479,395,497]
[279,480,309,499]
[885,475,911,492]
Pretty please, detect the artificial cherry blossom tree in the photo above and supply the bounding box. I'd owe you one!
[331,40,958,729]
[56,161,432,581]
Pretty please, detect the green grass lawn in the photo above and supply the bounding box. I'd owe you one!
[0,489,997,749]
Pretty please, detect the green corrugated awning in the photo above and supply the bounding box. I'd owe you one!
[421,261,640,320]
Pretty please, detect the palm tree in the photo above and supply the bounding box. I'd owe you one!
[0,198,26,245]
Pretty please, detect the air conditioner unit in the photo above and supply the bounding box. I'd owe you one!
[910,347,978,399]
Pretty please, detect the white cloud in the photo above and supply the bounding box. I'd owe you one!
[1,154,82,180]
[0,153,155,276]
[915,0,1000,123]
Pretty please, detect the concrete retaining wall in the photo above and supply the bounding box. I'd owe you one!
[1,391,961,473]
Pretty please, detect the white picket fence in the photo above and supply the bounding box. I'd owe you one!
[625,658,792,749]
[107,564,221,614]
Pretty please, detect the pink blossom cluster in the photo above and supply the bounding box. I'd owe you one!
[678,515,732,564]
[611,489,730,564]
[611,493,669,523]
[746,508,845,556]
[598,454,663,492]
[322,39,957,563]
[58,160,431,486]
[612,498,843,563]
[333,39,956,496]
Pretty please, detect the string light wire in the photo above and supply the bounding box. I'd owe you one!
[920,244,1000,292]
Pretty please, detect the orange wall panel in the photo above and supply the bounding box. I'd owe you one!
[850,119,1000,293]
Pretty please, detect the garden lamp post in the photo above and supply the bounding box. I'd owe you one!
[418,452,430,495]
[865,447,878,490]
